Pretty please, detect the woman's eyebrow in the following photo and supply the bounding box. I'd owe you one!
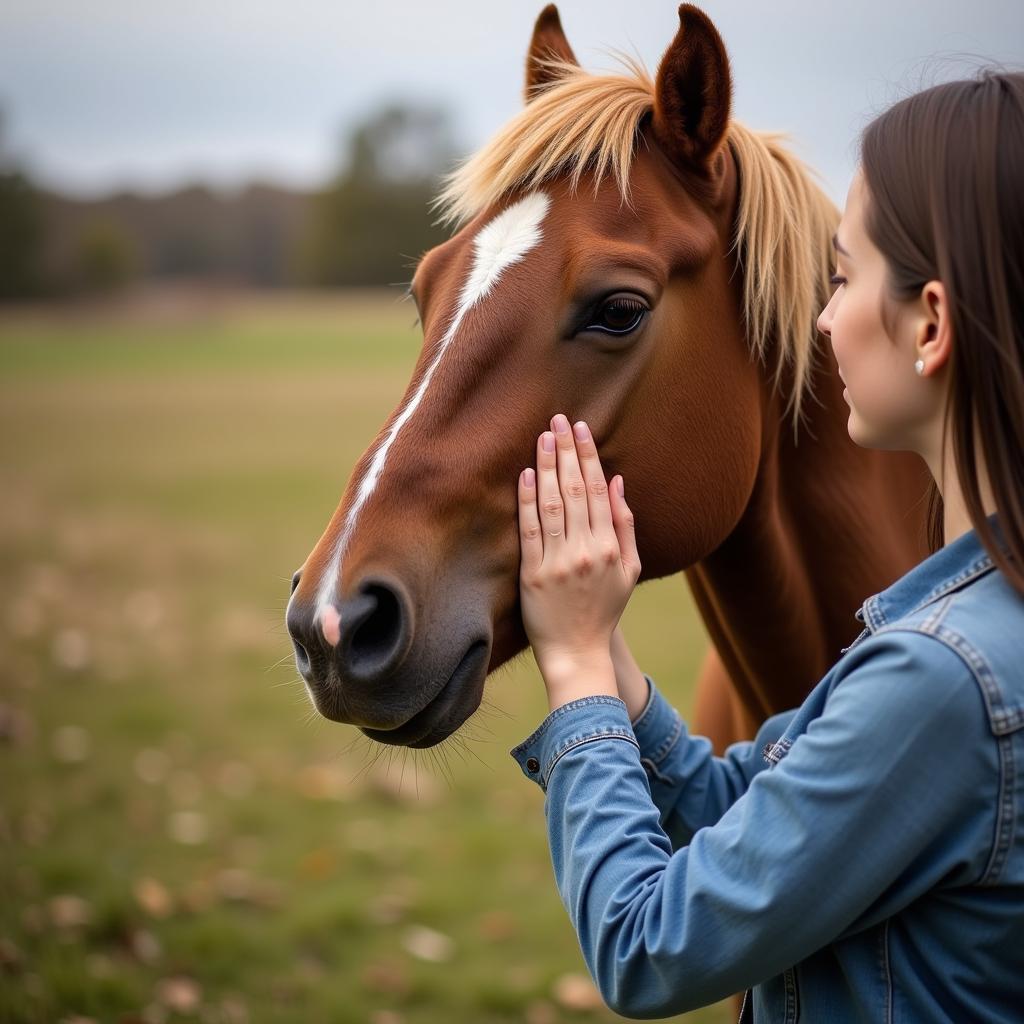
[832,233,852,258]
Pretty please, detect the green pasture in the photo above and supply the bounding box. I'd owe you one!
[0,291,729,1024]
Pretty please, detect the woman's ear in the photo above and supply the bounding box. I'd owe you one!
[651,5,732,183]
[916,281,953,375]
[524,4,579,102]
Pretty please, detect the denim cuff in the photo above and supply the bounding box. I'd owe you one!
[630,674,685,768]
[509,695,639,793]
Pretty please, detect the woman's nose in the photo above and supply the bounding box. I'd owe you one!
[816,306,831,337]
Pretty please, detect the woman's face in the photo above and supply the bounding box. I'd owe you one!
[817,168,936,454]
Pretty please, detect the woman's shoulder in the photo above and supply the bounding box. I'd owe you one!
[854,569,1024,738]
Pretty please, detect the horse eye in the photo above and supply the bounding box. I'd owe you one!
[584,296,648,336]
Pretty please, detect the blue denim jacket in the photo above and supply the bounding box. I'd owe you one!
[510,514,1024,1022]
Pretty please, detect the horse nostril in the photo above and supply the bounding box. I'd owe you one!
[340,581,409,682]
[292,638,311,679]
[290,570,302,594]
[285,595,315,681]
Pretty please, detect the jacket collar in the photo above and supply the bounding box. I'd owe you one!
[857,512,1004,631]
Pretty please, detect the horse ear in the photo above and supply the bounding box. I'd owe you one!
[524,5,579,102]
[652,4,732,178]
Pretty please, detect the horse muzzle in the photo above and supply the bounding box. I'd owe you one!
[286,571,491,747]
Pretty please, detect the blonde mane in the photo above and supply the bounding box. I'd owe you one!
[435,60,839,434]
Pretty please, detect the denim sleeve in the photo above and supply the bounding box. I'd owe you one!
[628,673,797,847]
[508,633,998,1018]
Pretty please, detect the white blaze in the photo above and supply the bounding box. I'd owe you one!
[311,190,551,619]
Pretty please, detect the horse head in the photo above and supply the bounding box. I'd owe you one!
[286,4,838,747]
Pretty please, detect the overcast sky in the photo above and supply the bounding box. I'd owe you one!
[1,1,1021,205]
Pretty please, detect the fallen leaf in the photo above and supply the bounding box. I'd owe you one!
[52,628,91,671]
[168,811,207,846]
[133,878,174,919]
[365,891,412,926]
[155,975,201,1013]
[401,924,454,963]
[130,929,162,965]
[134,748,171,785]
[48,894,92,930]
[552,972,604,1012]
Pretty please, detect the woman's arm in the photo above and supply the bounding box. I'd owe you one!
[609,622,651,720]
[610,623,796,846]
[512,632,997,1018]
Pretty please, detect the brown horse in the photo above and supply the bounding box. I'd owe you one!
[285,4,931,754]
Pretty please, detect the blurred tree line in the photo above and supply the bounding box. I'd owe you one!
[0,102,457,299]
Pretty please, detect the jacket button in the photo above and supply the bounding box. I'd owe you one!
[526,757,540,773]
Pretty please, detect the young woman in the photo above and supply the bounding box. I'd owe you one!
[513,71,1024,1021]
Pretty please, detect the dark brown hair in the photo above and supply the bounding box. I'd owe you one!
[860,69,1024,596]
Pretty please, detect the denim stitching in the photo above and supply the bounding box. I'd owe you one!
[919,555,996,609]
[783,965,798,1023]
[542,731,639,789]
[649,713,683,765]
[509,695,627,759]
[929,625,1022,736]
[867,556,997,630]
[863,597,885,632]
[875,624,1017,886]
[763,737,793,766]
[986,729,1016,885]
[925,624,1016,885]
[918,593,952,634]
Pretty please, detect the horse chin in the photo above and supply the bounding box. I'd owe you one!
[359,638,490,748]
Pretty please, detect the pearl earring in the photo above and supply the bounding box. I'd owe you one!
[914,358,925,376]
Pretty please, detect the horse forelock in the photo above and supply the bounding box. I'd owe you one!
[434,58,838,438]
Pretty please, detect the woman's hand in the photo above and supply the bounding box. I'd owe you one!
[517,413,641,711]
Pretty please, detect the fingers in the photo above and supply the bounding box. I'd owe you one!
[609,475,641,580]
[518,467,543,577]
[521,415,637,580]
[569,419,615,540]
[550,413,590,541]
[535,430,566,544]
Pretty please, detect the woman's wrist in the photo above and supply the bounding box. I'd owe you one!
[538,648,618,711]
[610,625,651,721]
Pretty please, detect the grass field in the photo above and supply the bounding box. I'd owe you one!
[0,289,729,1024]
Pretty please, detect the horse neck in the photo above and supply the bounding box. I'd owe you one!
[685,329,933,720]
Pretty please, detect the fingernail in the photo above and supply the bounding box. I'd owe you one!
[523,468,535,487]
[572,421,590,442]
[553,414,570,435]
[617,476,624,497]
[542,432,555,452]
